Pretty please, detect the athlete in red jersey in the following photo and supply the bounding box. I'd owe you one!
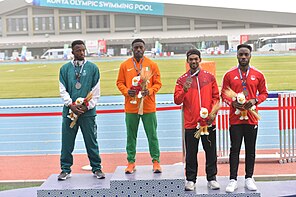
[221,44,268,193]
[174,49,220,191]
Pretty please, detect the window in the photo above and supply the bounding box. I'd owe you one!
[68,16,73,29]
[75,16,80,29]
[49,17,54,30]
[87,16,93,28]
[60,16,66,30]
[288,37,296,43]
[34,17,39,31]
[42,17,46,31]
[22,18,27,31]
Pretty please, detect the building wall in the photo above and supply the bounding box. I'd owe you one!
[1,1,296,56]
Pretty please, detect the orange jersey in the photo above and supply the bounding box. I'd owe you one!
[116,57,162,113]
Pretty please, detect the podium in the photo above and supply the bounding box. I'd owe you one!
[37,164,261,197]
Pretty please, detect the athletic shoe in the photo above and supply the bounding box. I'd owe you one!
[207,180,220,190]
[125,162,136,174]
[245,178,257,191]
[57,172,71,181]
[94,170,105,179]
[185,181,195,191]
[226,179,238,193]
[152,161,162,173]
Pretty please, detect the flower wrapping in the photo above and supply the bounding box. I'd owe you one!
[194,102,221,139]
[68,92,93,128]
[223,87,260,120]
[137,69,153,115]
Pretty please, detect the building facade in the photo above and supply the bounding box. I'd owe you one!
[1,0,296,57]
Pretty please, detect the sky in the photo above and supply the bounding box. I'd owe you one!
[134,0,296,14]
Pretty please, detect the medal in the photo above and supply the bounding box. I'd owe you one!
[73,60,85,90]
[243,89,248,96]
[75,82,81,89]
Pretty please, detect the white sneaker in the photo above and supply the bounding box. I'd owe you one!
[226,179,238,193]
[245,178,257,191]
[185,181,195,191]
[207,180,220,190]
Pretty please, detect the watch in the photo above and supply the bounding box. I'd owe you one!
[255,98,259,104]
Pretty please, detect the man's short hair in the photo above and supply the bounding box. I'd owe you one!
[71,40,85,49]
[186,49,201,59]
[237,44,252,52]
[132,39,145,46]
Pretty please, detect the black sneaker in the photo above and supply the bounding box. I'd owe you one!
[94,170,105,179]
[58,172,71,181]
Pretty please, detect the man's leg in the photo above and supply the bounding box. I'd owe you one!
[229,125,244,180]
[142,112,160,162]
[185,129,199,183]
[125,113,140,163]
[60,117,78,173]
[244,124,258,178]
[79,116,102,173]
[201,126,217,181]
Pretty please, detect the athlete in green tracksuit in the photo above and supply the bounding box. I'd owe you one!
[58,40,105,180]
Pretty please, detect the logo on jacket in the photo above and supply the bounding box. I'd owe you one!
[234,76,239,80]
[251,75,256,80]
[82,70,86,76]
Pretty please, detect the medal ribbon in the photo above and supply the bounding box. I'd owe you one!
[132,57,144,76]
[189,69,202,110]
[238,66,250,97]
[74,60,85,83]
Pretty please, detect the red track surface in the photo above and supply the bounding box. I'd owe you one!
[0,150,295,181]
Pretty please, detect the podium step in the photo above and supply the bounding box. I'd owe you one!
[110,165,185,197]
[36,165,262,197]
[37,173,111,197]
[185,176,260,197]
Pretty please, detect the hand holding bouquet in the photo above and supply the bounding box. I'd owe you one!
[194,102,221,139]
[223,87,260,120]
[138,69,153,115]
[68,92,93,128]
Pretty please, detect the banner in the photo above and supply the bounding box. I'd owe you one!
[85,40,98,55]
[33,0,164,16]
[154,40,162,54]
[98,40,107,54]
[63,44,69,59]
[240,35,249,44]
[20,46,27,61]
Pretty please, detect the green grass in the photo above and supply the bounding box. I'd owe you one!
[0,55,296,99]
[0,182,42,191]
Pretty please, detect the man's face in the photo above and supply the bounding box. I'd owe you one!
[187,54,201,71]
[132,42,145,59]
[72,44,86,60]
[237,48,251,67]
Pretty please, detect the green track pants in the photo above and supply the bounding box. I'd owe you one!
[60,116,102,173]
[125,112,160,163]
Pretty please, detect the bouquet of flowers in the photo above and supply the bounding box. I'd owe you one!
[223,87,260,120]
[68,92,93,128]
[130,76,142,104]
[137,69,153,115]
[194,101,221,139]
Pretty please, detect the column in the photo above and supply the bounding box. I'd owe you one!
[54,9,60,35]
[27,7,33,36]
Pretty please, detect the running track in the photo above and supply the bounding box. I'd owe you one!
[0,94,280,156]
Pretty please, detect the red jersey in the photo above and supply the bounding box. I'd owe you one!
[174,69,219,129]
[221,66,268,125]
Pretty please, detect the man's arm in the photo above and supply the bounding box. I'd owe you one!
[116,63,129,97]
[88,66,100,110]
[145,63,162,96]
[221,72,234,106]
[59,68,72,107]
[174,78,187,105]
